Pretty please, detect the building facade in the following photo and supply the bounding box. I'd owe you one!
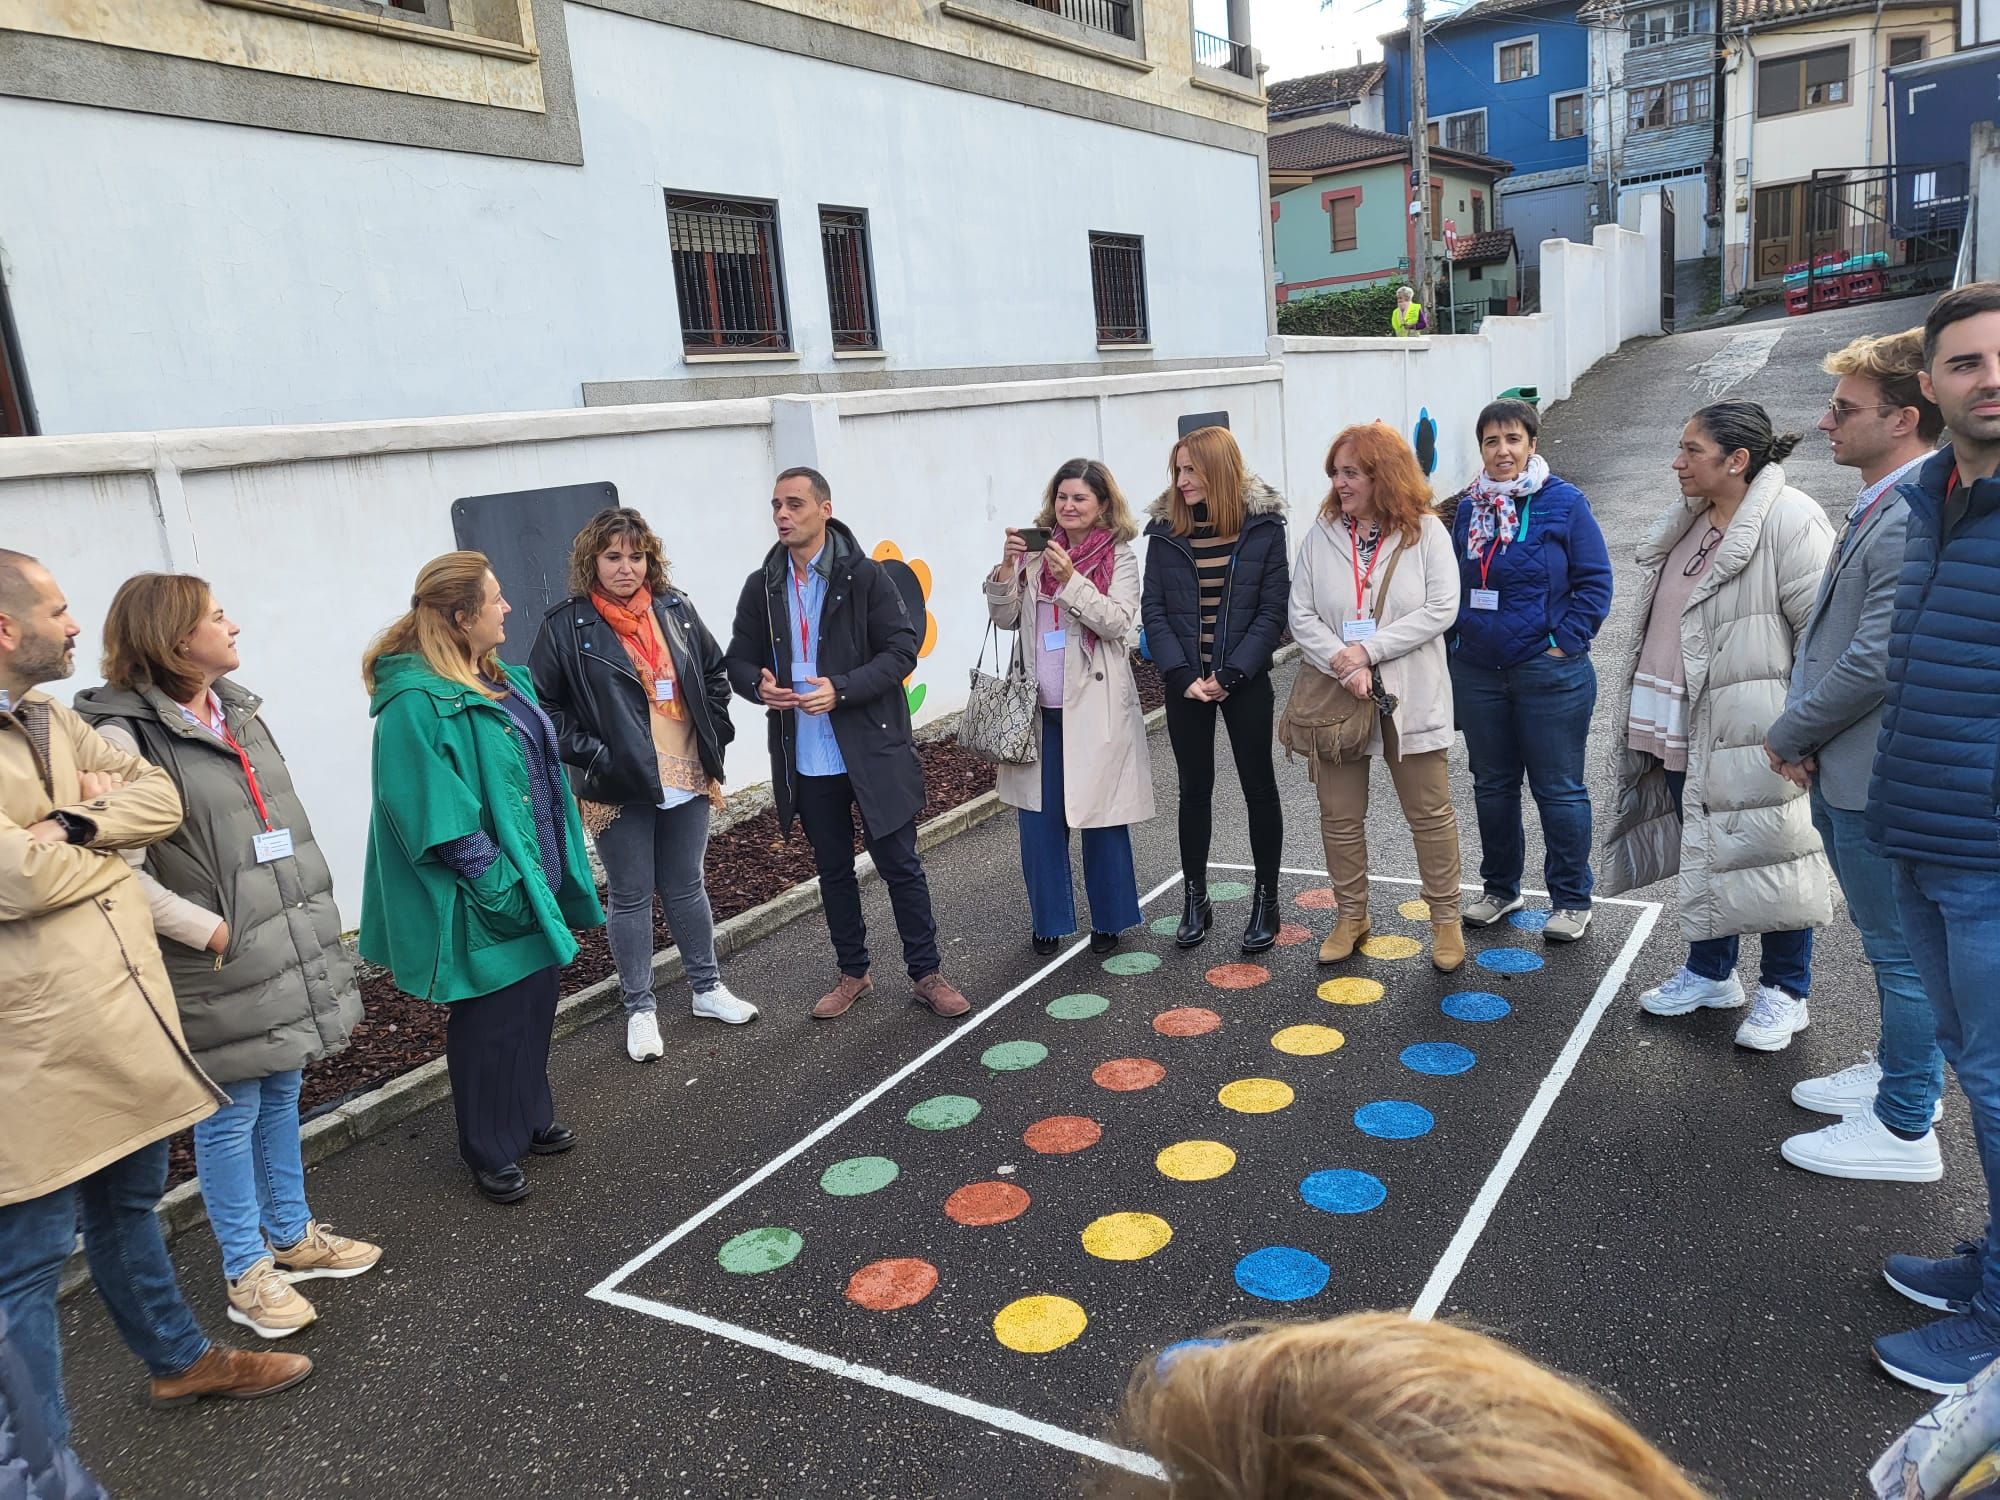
[1585,0,1721,261]
[1267,60,1385,135]
[0,0,1269,435]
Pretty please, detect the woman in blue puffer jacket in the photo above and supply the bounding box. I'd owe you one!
[1448,397,1614,945]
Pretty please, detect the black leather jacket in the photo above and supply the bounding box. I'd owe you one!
[528,590,734,805]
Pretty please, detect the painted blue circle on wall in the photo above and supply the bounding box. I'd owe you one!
[1301,1168,1388,1214]
[1354,1100,1435,1139]
[1476,947,1546,974]
[1402,1042,1477,1076]
[1442,991,1512,1022]
[1235,1246,1331,1302]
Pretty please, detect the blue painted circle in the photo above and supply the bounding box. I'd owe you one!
[1234,1246,1331,1302]
[1508,908,1550,932]
[1442,991,1512,1023]
[1354,1100,1436,1139]
[1475,946,1546,974]
[1155,1337,1227,1375]
[1300,1168,1387,1214]
[1402,1042,1477,1076]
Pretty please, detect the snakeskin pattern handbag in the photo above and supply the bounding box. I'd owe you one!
[961,623,1039,766]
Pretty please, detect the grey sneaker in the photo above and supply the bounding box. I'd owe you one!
[1544,908,1592,942]
[1463,893,1524,928]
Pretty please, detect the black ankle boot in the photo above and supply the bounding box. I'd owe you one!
[1175,880,1213,948]
[1240,880,1279,954]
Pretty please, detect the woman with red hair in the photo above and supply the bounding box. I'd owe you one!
[1287,422,1466,971]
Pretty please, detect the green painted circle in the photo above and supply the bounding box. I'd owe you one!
[1149,914,1182,937]
[906,1094,982,1131]
[819,1156,900,1197]
[1047,992,1111,1020]
[1208,881,1254,901]
[1103,951,1162,976]
[982,1040,1049,1073]
[716,1226,803,1274]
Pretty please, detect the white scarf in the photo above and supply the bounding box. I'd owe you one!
[1464,453,1550,559]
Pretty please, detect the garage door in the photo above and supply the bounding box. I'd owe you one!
[1619,177,1707,260]
[1498,182,1592,268]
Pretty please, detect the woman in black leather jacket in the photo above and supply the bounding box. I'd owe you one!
[529,507,758,1063]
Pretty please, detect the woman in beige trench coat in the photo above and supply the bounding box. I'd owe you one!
[986,458,1155,956]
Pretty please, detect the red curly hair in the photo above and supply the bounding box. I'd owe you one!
[1321,421,1435,544]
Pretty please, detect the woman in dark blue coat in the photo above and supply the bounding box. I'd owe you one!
[1448,398,1613,943]
[1140,424,1290,953]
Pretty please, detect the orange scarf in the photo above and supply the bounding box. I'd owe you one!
[592,588,685,721]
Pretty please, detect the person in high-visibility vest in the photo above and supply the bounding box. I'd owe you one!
[1391,285,1428,338]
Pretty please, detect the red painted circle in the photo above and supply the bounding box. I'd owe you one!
[1153,1007,1223,1037]
[1294,887,1339,910]
[1092,1057,1167,1092]
[1205,963,1271,990]
[1023,1115,1103,1154]
[844,1257,939,1311]
[944,1180,1030,1226]
[1274,922,1313,947]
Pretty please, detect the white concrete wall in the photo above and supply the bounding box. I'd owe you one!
[0,3,1270,436]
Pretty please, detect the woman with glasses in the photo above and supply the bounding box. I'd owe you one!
[1603,401,1835,1052]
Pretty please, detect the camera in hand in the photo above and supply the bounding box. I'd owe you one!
[1017,527,1050,552]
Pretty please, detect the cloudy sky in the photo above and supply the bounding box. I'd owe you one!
[1190,0,1457,83]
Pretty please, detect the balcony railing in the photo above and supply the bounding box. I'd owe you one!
[1193,28,1252,78]
[1013,0,1134,40]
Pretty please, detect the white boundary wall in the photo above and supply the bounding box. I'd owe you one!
[0,200,1663,922]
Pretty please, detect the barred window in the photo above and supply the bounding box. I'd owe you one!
[0,271,32,437]
[665,193,791,354]
[1089,232,1149,345]
[818,207,881,351]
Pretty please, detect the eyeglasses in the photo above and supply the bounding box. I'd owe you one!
[1824,398,1902,425]
[1683,525,1724,577]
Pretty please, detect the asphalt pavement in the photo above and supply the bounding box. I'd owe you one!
[57,291,1962,1499]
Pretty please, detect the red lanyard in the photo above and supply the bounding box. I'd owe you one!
[792,567,814,662]
[1348,522,1382,618]
[216,716,274,833]
[1477,533,1506,590]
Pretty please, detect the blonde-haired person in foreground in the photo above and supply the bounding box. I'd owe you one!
[1109,1314,1709,1500]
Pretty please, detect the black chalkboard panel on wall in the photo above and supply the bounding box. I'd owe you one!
[1177,411,1230,436]
[450,481,619,665]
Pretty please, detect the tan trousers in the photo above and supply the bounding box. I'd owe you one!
[1312,717,1463,925]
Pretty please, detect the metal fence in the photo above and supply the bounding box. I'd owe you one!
[1013,0,1133,40]
[1193,28,1251,77]
[666,194,791,353]
[1089,232,1149,345]
[819,208,880,351]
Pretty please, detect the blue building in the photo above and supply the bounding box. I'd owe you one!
[1381,0,1595,275]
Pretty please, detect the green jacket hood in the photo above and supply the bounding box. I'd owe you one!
[368,653,515,717]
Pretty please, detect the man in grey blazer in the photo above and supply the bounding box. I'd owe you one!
[1765,328,1943,1183]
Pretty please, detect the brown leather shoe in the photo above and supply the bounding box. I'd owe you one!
[1431,919,1466,974]
[912,973,971,1018]
[812,973,872,1020]
[148,1345,314,1410]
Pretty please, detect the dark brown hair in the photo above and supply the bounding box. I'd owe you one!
[1035,458,1140,543]
[101,573,214,704]
[1923,281,2000,368]
[776,465,832,504]
[567,507,673,598]
[1322,421,1435,543]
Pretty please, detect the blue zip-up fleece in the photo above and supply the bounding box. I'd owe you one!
[1866,446,2000,871]
[1448,475,1614,669]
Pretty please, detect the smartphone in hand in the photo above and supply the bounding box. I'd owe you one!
[1017,527,1050,552]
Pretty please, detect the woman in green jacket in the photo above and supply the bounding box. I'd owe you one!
[360,552,604,1205]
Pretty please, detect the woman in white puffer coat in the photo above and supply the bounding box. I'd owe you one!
[1601,400,1834,1051]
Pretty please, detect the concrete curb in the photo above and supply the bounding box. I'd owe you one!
[52,652,1297,1298]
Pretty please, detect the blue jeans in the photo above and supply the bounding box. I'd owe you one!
[1018,710,1142,939]
[1811,792,1942,1135]
[1450,649,1597,909]
[192,1070,313,1281]
[1665,769,1814,998]
[1896,859,2000,1323]
[0,1140,210,1448]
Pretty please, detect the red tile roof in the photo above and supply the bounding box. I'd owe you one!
[1724,0,1928,22]
[1268,63,1384,118]
[1450,227,1518,265]
[1268,122,1511,177]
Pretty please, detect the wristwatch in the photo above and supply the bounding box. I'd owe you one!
[47,810,96,845]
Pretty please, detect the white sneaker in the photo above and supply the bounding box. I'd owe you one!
[626,1010,665,1062]
[692,984,759,1025]
[1638,967,1746,1016]
[1782,1109,1943,1182]
[1792,1054,1881,1114]
[1734,985,1810,1052]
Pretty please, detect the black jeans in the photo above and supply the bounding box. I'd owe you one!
[795,772,942,980]
[445,964,558,1172]
[1162,672,1284,887]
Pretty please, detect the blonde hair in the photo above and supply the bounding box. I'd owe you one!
[1822,327,1944,443]
[101,573,215,704]
[1108,1315,1710,1500]
[1035,458,1140,543]
[362,551,505,699]
[1165,427,1248,538]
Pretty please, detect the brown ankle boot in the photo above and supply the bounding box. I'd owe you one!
[148,1345,313,1409]
[1319,916,1372,964]
[1431,919,1466,973]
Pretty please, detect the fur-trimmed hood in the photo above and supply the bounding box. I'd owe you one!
[1146,474,1287,531]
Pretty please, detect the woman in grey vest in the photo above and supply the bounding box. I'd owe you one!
[75,575,376,1342]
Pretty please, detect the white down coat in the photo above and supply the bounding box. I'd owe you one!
[1599,463,1835,942]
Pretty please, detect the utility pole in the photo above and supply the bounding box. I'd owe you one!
[1408,0,1432,315]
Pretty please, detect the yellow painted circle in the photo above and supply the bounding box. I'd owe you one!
[1397,898,1432,921]
[1318,977,1385,1006]
[1271,1023,1346,1056]
[1360,935,1424,960]
[1218,1077,1295,1114]
[1080,1212,1174,1262]
[1156,1139,1237,1181]
[993,1294,1088,1353]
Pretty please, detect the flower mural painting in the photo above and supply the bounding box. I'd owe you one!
[871,540,937,716]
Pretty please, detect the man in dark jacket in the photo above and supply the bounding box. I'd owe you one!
[1865,283,2000,1396]
[725,468,969,1021]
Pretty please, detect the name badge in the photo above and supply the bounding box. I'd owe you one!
[252,828,295,864]
[654,678,675,702]
[1342,618,1377,644]
[1041,628,1067,653]
[1469,589,1501,612]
